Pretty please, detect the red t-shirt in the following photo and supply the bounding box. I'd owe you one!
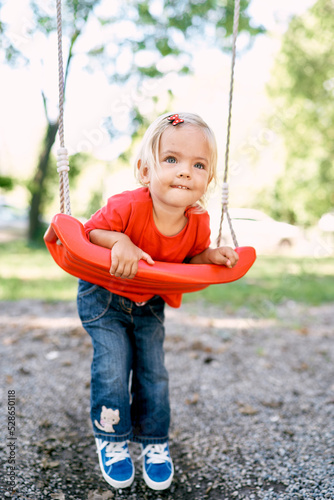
[84,187,211,307]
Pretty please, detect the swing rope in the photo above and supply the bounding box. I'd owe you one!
[216,0,240,248]
[56,0,71,216]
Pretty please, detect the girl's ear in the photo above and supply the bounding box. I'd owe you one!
[138,160,150,185]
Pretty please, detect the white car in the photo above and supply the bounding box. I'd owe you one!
[318,212,334,232]
[209,207,302,253]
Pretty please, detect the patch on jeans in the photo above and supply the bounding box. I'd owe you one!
[94,406,120,433]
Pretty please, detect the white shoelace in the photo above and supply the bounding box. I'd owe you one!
[140,444,171,464]
[97,440,130,466]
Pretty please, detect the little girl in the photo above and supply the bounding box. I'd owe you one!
[77,112,238,491]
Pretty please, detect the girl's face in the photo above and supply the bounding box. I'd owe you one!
[141,125,211,212]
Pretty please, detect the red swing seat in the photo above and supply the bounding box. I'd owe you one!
[44,213,256,296]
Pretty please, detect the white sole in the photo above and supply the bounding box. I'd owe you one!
[143,463,174,491]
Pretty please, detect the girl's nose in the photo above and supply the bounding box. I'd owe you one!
[177,165,191,178]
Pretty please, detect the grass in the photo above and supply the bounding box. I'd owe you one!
[1,240,334,308]
[0,240,78,301]
[183,255,334,310]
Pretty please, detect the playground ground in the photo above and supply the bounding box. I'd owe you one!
[1,298,333,499]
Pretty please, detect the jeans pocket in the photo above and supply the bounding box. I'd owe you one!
[148,297,165,324]
[77,279,99,297]
[77,280,112,324]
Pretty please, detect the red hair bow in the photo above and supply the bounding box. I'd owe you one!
[167,114,184,126]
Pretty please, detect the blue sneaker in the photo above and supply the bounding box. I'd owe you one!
[141,443,174,490]
[95,439,135,488]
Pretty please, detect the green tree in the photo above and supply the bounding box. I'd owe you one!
[0,175,15,191]
[0,0,263,240]
[267,0,334,226]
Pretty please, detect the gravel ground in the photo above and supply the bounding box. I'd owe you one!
[0,298,333,500]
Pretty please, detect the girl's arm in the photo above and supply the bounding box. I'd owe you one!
[89,229,154,279]
[189,246,239,268]
[89,229,127,249]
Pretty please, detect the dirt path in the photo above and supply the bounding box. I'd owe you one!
[1,299,334,499]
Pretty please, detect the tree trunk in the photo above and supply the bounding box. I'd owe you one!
[28,120,59,242]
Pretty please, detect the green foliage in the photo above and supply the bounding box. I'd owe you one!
[0,175,15,191]
[83,189,105,220]
[267,0,334,226]
[137,65,162,78]
[155,37,178,57]
[68,152,90,184]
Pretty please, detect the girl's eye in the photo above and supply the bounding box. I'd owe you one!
[194,162,205,170]
[165,156,176,164]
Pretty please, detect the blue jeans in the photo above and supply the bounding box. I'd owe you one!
[77,279,170,444]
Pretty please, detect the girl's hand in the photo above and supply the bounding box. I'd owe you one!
[207,247,239,268]
[208,246,239,268]
[189,245,239,267]
[110,234,154,279]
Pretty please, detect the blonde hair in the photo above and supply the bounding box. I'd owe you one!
[135,112,218,194]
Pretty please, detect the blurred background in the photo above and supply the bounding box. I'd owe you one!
[0,0,333,304]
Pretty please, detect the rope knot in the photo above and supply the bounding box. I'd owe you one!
[57,147,70,173]
[221,182,229,205]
